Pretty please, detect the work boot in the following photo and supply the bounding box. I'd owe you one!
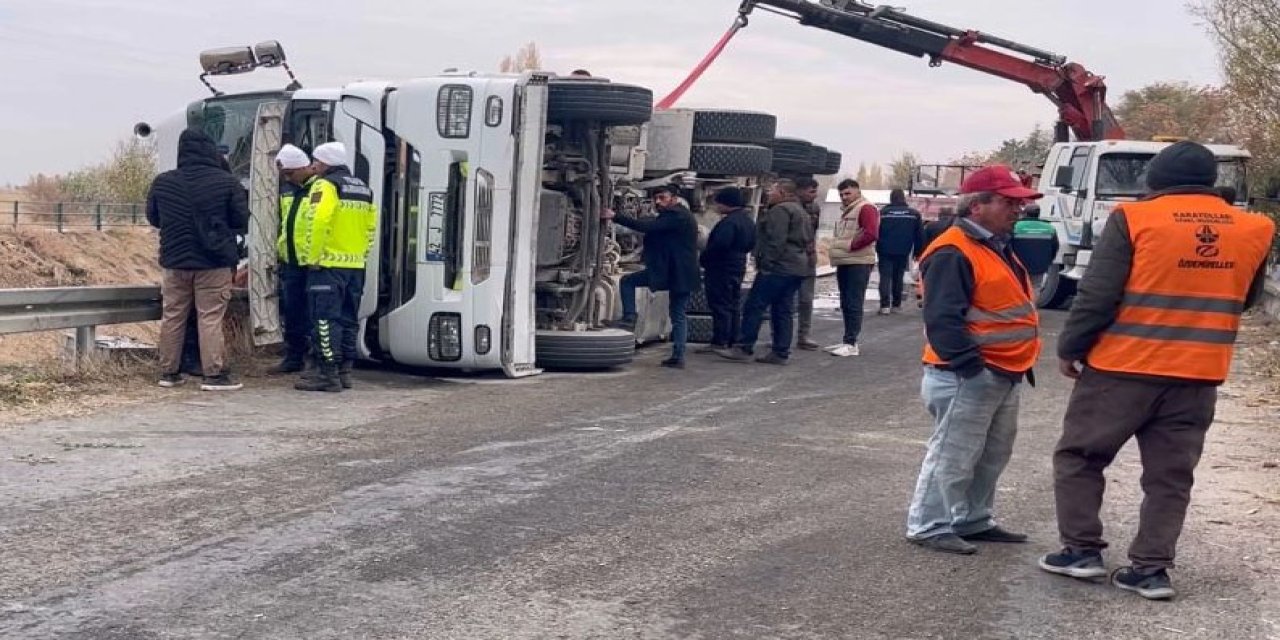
[338,360,354,389]
[295,364,342,392]
[796,336,821,351]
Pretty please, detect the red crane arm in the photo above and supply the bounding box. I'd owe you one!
[737,0,1125,141]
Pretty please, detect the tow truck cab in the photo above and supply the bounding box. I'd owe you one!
[1034,139,1250,308]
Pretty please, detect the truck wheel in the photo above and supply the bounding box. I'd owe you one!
[689,143,773,176]
[820,151,842,175]
[807,144,829,174]
[535,328,636,370]
[771,137,813,173]
[547,80,653,126]
[691,109,778,145]
[1036,265,1077,309]
[686,314,715,344]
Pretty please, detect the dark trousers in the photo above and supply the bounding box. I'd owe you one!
[836,264,873,345]
[307,267,365,367]
[180,308,202,374]
[280,263,312,365]
[704,268,744,347]
[736,272,803,358]
[877,253,910,309]
[1053,368,1217,570]
[620,270,648,319]
[796,274,816,339]
[668,291,690,361]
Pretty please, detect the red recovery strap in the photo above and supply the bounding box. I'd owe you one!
[655,16,748,110]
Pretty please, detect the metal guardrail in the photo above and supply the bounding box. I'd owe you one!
[2,201,149,231]
[0,286,161,336]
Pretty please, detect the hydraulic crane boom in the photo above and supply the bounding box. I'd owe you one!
[737,0,1125,142]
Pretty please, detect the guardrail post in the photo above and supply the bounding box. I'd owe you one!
[95,204,103,230]
[11,201,17,228]
[74,325,97,371]
[56,203,64,233]
[132,203,139,225]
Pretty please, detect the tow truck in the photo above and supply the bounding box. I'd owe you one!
[735,0,1251,307]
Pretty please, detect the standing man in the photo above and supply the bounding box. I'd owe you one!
[825,179,879,357]
[607,185,701,368]
[698,186,756,353]
[923,206,956,249]
[1010,203,1059,290]
[147,128,249,391]
[270,144,315,374]
[876,188,925,315]
[1040,141,1274,600]
[295,142,377,392]
[716,179,811,365]
[905,165,1043,555]
[794,177,823,350]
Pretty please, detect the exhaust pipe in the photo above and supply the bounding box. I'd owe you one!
[133,122,153,139]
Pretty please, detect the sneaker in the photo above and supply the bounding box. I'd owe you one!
[822,343,844,353]
[755,351,789,365]
[715,347,753,362]
[828,343,860,357]
[909,533,977,555]
[200,374,243,392]
[878,307,891,316]
[157,373,184,388]
[796,337,821,351]
[1038,548,1108,579]
[660,357,685,369]
[891,305,903,314]
[961,526,1028,543]
[1111,566,1176,600]
[694,344,720,354]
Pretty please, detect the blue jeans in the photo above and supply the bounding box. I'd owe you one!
[907,367,1021,539]
[620,270,648,319]
[736,272,804,358]
[668,291,690,361]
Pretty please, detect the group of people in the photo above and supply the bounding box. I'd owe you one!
[146,128,376,393]
[905,142,1273,602]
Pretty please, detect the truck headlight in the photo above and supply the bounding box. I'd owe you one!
[475,325,492,355]
[437,85,473,138]
[428,313,463,361]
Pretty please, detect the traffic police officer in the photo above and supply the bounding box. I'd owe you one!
[272,144,315,374]
[295,142,377,392]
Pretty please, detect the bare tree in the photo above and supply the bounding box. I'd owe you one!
[1114,82,1234,142]
[499,42,543,73]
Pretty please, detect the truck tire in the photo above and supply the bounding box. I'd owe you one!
[771,137,813,173]
[691,110,777,145]
[687,314,715,344]
[807,144,829,174]
[1036,264,1077,309]
[821,151,842,175]
[547,80,653,126]
[535,329,636,370]
[689,143,773,176]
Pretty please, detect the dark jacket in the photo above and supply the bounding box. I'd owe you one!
[877,204,925,258]
[754,200,812,277]
[1057,187,1269,385]
[921,217,1033,381]
[803,200,822,271]
[1011,218,1060,276]
[614,204,702,293]
[146,128,249,270]
[700,207,756,274]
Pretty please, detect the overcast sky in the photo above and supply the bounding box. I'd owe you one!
[0,0,1223,186]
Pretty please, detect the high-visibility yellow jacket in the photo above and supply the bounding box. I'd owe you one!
[299,167,377,269]
[277,177,315,266]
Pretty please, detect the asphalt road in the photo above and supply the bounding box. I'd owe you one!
[1,299,1277,639]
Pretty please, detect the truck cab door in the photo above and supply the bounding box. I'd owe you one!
[334,82,393,359]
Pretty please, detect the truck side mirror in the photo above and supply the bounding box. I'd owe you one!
[1053,166,1074,190]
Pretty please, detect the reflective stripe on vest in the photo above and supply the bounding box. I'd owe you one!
[1086,194,1274,382]
[919,225,1042,372]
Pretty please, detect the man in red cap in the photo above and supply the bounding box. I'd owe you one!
[905,165,1044,555]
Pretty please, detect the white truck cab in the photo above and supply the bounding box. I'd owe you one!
[1034,139,1250,308]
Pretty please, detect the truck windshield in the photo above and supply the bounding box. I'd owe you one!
[1096,152,1249,199]
[186,92,286,182]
